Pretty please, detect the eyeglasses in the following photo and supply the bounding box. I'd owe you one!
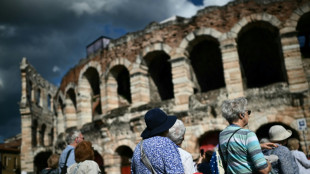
[246,110,251,115]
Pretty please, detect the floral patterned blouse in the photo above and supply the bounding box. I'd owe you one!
[131,136,184,174]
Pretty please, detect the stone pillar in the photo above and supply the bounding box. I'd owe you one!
[56,106,65,134]
[130,65,151,107]
[20,62,35,172]
[103,154,121,174]
[170,57,194,111]
[102,75,119,112]
[77,79,92,128]
[281,32,308,93]
[64,98,77,128]
[220,38,244,98]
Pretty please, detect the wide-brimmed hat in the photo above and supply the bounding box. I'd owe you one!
[269,125,292,142]
[141,108,177,139]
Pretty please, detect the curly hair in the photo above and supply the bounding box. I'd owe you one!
[167,119,186,145]
[75,141,94,162]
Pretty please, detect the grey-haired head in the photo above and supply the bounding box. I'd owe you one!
[167,119,186,145]
[66,130,82,145]
[221,97,248,124]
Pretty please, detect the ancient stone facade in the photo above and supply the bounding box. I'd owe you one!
[19,0,310,173]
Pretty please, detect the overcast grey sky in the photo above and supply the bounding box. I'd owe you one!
[0,0,232,142]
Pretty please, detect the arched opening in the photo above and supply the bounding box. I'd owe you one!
[297,12,310,59]
[188,36,225,93]
[115,146,133,174]
[33,151,52,174]
[36,88,41,106]
[27,80,32,103]
[110,65,132,104]
[32,120,38,147]
[47,94,52,111]
[144,51,174,101]
[65,88,77,128]
[256,122,300,141]
[40,124,46,146]
[82,67,102,118]
[237,21,286,88]
[49,128,53,146]
[198,130,221,153]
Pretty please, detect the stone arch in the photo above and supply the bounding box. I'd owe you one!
[78,60,102,81]
[236,20,286,88]
[284,2,310,29]
[113,142,135,174]
[292,3,310,59]
[33,150,52,174]
[105,57,133,74]
[142,43,174,101]
[227,13,282,40]
[186,34,226,93]
[77,61,102,127]
[255,122,300,142]
[142,43,172,58]
[112,139,136,152]
[103,58,133,108]
[178,27,223,57]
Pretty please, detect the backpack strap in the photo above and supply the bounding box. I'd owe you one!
[140,140,157,174]
[219,128,241,173]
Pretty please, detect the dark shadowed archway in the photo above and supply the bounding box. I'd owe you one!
[237,21,286,88]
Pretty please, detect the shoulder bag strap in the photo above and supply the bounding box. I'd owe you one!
[64,149,73,167]
[140,140,157,174]
[219,128,241,173]
[46,169,54,174]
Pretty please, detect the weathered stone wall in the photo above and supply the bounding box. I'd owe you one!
[20,0,310,173]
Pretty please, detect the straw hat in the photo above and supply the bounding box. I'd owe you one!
[269,125,292,142]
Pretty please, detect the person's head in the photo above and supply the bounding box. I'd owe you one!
[221,97,251,126]
[47,154,59,169]
[269,125,292,145]
[75,141,94,162]
[287,138,300,150]
[204,150,213,162]
[167,119,186,146]
[141,108,177,139]
[66,130,84,147]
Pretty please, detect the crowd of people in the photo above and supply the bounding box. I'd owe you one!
[41,97,310,174]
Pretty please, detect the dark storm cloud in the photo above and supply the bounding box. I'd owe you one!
[0,0,232,142]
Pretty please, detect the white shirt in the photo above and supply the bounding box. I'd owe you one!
[67,160,101,174]
[291,150,310,174]
[178,147,197,174]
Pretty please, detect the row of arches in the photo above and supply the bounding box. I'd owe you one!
[55,11,310,132]
[31,120,53,148]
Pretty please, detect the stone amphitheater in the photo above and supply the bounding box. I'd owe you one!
[19,0,310,173]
